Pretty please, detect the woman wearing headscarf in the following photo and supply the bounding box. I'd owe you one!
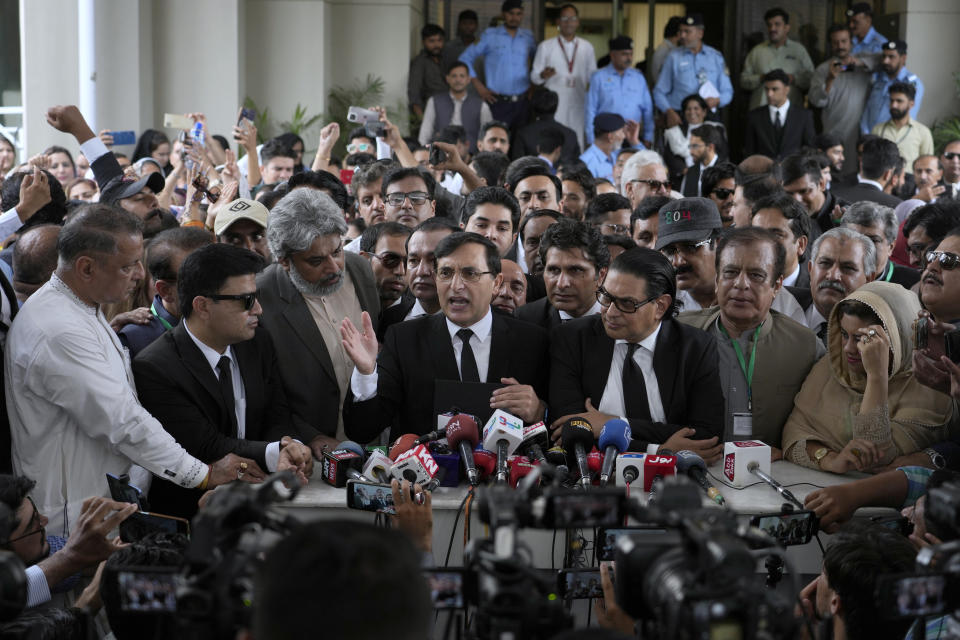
[782,281,956,473]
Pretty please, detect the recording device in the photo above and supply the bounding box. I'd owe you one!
[474,447,497,481]
[364,121,386,138]
[675,450,725,506]
[390,444,439,486]
[415,426,448,446]
[429,144,448,166]
[361,449,393,484]
[425,569,468,609]
[598,419,631,487]
[345,479,406,514]
[119,512,191,544]
[749,510,818,546]
[597,526,667,561]
[482,410,524,485]
[102,567,180,613]
[347,106,380,124]
[561,418,594,489]
[870,514,915,537]
[557,569,603,599]
[587,448,603,483]
[388,433,419,461]
[446,414,481,486]
[615,452,644,486]
[746,460,804,509]
[237,107,256,125]
[320,443,366,487]
[107,473,147,510]
[915,317,960,364]
[722,440,772,487]
[877,573,955,619]
[163,113,193,129]
[109,130,137,146]
[518,422,550,465]
[643,452,676,494]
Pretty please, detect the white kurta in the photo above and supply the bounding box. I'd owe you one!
[530,35,597,149]
[5,275,208,536]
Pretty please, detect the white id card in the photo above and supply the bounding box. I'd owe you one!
[565,77,576,88]
[733,412,753,437]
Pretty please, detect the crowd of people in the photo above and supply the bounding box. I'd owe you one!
[0,0,959,638]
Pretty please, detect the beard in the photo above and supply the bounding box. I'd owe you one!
[289,263,345,297]
[889,107,909,121]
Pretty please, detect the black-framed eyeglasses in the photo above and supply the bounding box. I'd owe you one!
[436,266,493,283]
[385,191,431,207]
[710,187,735,199]
[5,496,43,545]
[596,286,656,314]
[208,292,258,311]
[371,251,406,270]
[925,250,960,270]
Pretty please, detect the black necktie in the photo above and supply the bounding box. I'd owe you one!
[217,355,239,436]
[456,329,480,383]
[773,110,784,140]
[816,322,829,348]
[622,343,651,421]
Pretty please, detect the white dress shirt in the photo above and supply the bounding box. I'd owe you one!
[5,275,208,537]
[418,92,494,147]
[558,300,602,322]
[598,321,666,432]
[404,298,432,321]
[769,99,790,126]
[25,565,51,607]
[352,309,495,400]
[782,264,801,288]
[805,303,827,332]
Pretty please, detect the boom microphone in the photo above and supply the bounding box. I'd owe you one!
[598,419,631,487]
[482,410,524,485]
[747,460,803,509]
[414,427,447,446]
[445,414,481,486]
[561,418,595,489]
[675,450,725,506]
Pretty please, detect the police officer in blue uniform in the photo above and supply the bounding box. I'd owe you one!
[653,13,733,129]
[860,40,924,134]
[584,36,654,149]
[847,2,888,56]
[580,113,641,181]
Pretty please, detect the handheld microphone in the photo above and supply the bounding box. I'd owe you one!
[414,427,447,446]
[389,444,439,486]
[361,450,393,484]
[388,434,420,461]
[615,453,645,486]
[587,448,603,482]
[445,414,481,486]
[747,460,803,509]
[473,447,497,481]
[643,449,676,501]
[675,450,725,506]
[508,456,537,488]
[321,443,366,487]
[482,410,525,485]
[561,418,595,489]
[598,419,632,487]
[518,422,550,465]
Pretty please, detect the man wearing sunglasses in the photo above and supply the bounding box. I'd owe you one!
[548,247,724,459]
[134,244,314,519]
[342,233,550,443]
[940,140,960,201]
[621,150,673,211]
[701,161,737,228]
[358,221,412,316]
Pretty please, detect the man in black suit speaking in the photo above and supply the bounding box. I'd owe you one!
[133,244,313,518]
[341,233,550,443]
[744,69,815,161]
[548,247,724,461]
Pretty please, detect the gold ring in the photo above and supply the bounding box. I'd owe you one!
[851,448,862,459]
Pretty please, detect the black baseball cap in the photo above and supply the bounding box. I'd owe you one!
[654,197,722,249]
[100,172,165,206]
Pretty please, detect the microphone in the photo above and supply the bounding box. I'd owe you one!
[518,422,550,465]
[321,443,366,487]
[598,419,632,487]
[747,460,803,509]
[675,450,725,506]
[587,448,603,483]
[361,449,393,484]
[473,447,497,481]
[561,418,595,489]
[643,449,676,502]
[615,452,645,486]
[482,410,525,485]
[445,414,481,486]
[414,427,447,446]
[508,456,537,488]
[721,440,772,487]
[390,444,439,486]
[388,434,420,461]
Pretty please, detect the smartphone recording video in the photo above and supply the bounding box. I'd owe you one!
[750,511,818,546]
[117,570,180,613]
[558,569,604,599]
[425,569,465,609]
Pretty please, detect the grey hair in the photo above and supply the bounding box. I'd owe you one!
[840,201,898,245]
[267,188,348,260]
[620,150,665,196]
[809,227,878,277]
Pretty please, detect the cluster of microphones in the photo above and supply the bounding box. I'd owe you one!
[319,409,807,511]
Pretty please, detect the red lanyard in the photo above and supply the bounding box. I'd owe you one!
[558,37,578,73]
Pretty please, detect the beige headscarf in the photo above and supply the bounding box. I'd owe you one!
[782,281,955,464]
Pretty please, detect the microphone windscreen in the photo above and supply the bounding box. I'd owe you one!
[388,434,419,461]
[598,419,631,453]
[339,440,366,459]
[545,446,567,467]
[445,414,480,448]
[473,447,496,478]
[561,418,595,453]
[675,450,707,473]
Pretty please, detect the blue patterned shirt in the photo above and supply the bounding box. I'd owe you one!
[459,26,536,96]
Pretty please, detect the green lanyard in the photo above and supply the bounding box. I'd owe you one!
[720,324,760,411]
[151,301,175,331]
[881,261,894,282]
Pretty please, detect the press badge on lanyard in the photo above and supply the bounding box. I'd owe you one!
[722,324,761,437]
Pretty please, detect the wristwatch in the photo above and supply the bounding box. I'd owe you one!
[923,447,946,470]
[814,447,830,467]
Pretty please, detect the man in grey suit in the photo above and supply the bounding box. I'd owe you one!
[257,189,381,457]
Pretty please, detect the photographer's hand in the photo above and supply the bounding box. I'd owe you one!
[593,562,635,635]
[391,479,433,553]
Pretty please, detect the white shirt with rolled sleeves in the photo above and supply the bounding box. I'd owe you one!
[5,275,208,537]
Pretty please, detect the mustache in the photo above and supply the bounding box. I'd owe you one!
[675,265,694,275]
[818,280,847,294]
